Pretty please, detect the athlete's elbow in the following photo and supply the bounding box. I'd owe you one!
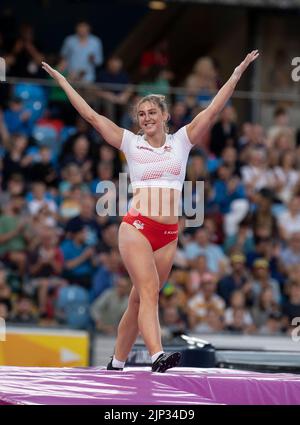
[206,104,219,120]
[85,111,96,124]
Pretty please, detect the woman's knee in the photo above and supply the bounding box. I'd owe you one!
[128,293,140,312]
[139,285,160,304]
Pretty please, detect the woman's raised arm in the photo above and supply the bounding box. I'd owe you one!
[186,50,259,145]
[42,62,123,149]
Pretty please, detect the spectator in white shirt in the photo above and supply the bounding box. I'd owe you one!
[28,181,57,225]
[278,196,300,241]
[273,150,299,204]
[187,272,225,331]
[241,147,276,197]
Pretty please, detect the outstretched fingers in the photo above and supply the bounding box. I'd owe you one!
[41,61,64,82]
[245,50,259,64]
[41,61,51,74]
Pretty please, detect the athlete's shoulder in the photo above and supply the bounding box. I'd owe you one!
[120,129,139,152]
[171,126,193,147]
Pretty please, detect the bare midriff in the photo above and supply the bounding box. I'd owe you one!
[131,187,181,224]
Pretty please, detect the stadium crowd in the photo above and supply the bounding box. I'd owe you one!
[1,20,300,339]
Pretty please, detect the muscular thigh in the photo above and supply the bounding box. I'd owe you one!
[118,222,159,296]
[154,239,178,289]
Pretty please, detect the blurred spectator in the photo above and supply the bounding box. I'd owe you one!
[267,106,294,145]
[241,148,275,196]
[210,105,238,157]
[28,226,65,317]
[59,184,83,220]
[66,194,100,247]
[250,188,278,240]
[29,146,59,188]
[27,181,57,221]
[1,133,32,188]
[187,272,225,331]
[282,282,300,330]
[223,218,255,255]
[0,263,12,311]
[138,66,172,98]
[0,195,31,280]
[258,312,283,335]
[212,163,248,236]
[0,301,9,320]
[251,287,281,329]
[90,248,123,301]
[218,253,253,307]
[90,275,131,335]
[220,146,241,176]
[273,150,299,204]
[160,305,187,339]
[7,23,44,78]
[0,173,26,205]
[267,49,296,95]
[96,56,132,121]
[96,222,119,254]
[60,222,95,288]
[169,101,190,133]
[238,122,253,151]
[58,163,90,198]
[281,232,300,271]
[60,134,93,181]
[193,307,224,333]
[225,307,253,334]
[4,97,32,136]
[250,258,281,305]
[91,161,114,196]
[224,290,255,334]
[184,57,218,109]
[140,39,170,74]
[0,109,10,149]
[60,20,103,82]
[278,196,300,241]
[10,294,38,324]
[92,141,122,181]
[184,227,228,275]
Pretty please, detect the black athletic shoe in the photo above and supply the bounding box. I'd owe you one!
[106,357,123,371]
[151,352,182,373]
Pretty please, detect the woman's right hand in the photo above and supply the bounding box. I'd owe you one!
[41,62,66,83]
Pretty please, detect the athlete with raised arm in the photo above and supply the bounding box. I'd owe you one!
[42,50,259,372]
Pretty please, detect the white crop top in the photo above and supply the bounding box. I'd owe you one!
[120,126,193,191]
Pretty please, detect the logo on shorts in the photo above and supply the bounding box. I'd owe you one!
[133,220,144,230]
[164,230,178,235]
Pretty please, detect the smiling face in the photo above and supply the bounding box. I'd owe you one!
[137,100,168,138]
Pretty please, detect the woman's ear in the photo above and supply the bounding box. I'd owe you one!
[163,111,170,123]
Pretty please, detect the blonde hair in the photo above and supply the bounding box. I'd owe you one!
[135,94,170,134]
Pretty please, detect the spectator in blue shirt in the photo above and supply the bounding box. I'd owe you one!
[184,227,228,275]
[60,21,103,82]
[213,164,246,214]
[60,221,95,288]
[4,97,32,136]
